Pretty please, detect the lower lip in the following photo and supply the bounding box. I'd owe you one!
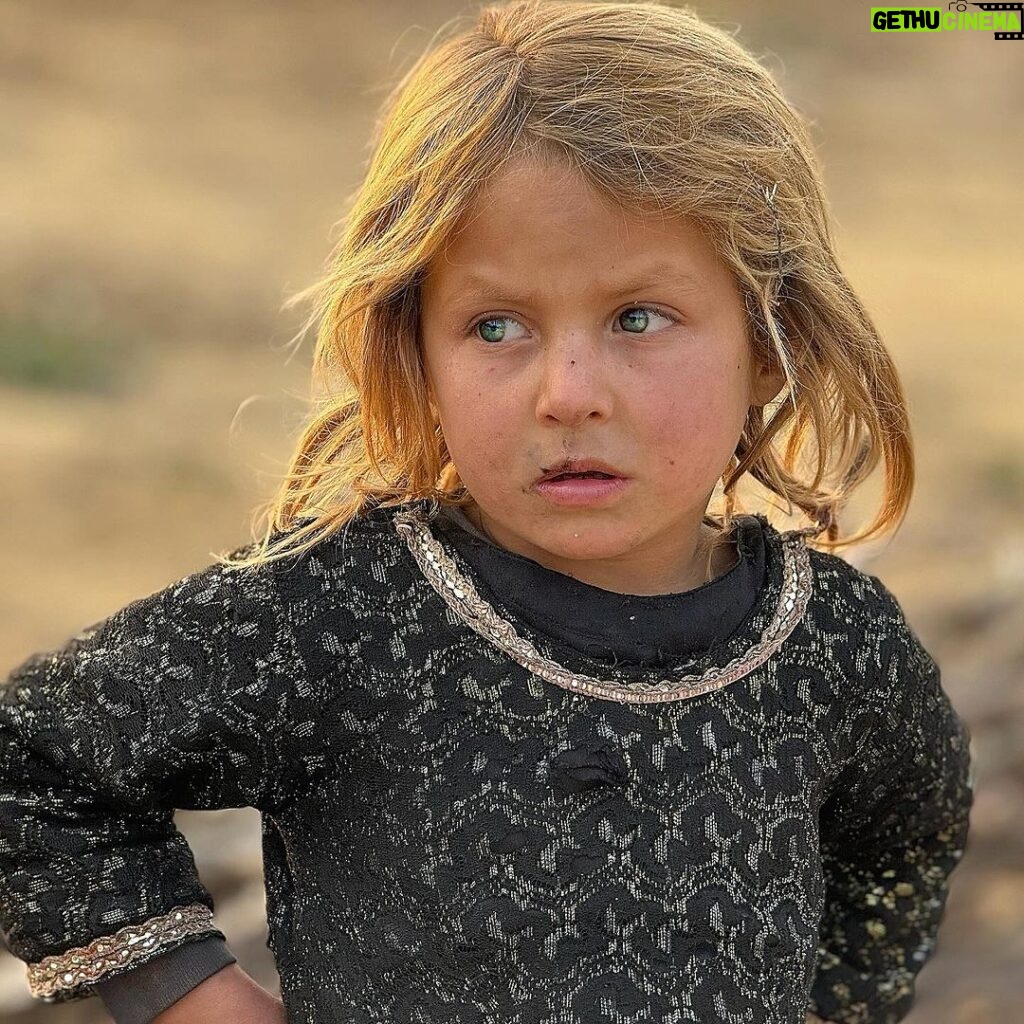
[532,475,631,506]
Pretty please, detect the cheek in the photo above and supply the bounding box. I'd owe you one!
[637,375,737,438]
[435,362,523,439]
[435,376,518,468]
[637,374,745,477]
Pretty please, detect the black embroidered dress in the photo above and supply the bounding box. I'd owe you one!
[0,499,974,1024]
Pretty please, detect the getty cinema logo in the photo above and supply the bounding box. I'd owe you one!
[871,2,1023,38]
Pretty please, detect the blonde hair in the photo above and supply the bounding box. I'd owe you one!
[217,0,913,575]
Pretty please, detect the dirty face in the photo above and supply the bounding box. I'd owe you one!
[419,156,784,595]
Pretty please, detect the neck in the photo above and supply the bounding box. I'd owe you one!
[461,502,737,593]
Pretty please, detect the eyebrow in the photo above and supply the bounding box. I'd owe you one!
[449,262,703,302]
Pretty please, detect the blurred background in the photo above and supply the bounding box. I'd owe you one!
[1,0,1021,1020]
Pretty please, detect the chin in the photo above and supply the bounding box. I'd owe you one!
[534,523,629,553]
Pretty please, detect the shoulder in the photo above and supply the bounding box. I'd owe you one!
[232,502,404,568]
[81,507,411,648]
[796,537,936,698]
[226,502,424,614]
[783,533,911,636]
[764,523,924,667]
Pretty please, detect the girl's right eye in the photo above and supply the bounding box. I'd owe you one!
[471,316,527,345]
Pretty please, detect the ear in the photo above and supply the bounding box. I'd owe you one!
[749,348,788,407]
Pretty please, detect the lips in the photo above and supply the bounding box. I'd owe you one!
[535,458,626,484]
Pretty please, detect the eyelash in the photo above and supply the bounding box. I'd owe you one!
[466,305,679,342]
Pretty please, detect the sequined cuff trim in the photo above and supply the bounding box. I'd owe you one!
[26,903,218,1002]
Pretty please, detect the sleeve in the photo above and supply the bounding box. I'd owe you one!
[0,547,299,1004]
[93,934,237,1024]
[807,574,975,1024]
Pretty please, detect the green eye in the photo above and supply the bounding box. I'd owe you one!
[619,308,651,333]
[476,317,514,344]
[617,306,677,335]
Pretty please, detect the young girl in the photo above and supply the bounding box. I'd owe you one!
[0,2,974,1023]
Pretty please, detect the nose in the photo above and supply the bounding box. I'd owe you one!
[534,333,614,426]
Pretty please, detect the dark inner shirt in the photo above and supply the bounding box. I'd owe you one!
[431,502,767,667]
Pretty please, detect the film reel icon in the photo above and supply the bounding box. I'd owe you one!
[973,2,1024,38]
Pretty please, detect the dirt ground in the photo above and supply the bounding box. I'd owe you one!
[1,1,1021,1020]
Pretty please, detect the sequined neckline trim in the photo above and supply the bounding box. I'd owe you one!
[393,504,814,704]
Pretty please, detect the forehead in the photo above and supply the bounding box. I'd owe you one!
[423,161,727,299]
[430,153,720,264]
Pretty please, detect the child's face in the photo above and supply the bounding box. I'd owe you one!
[419,156,785,595]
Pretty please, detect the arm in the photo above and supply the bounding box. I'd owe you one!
[149,963,286,1024]
[92,934,286,1024]
[93,934,237,1023]
[807,575,975,1024]
[0,545,302,1004]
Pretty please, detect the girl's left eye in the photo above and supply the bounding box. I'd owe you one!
[469,305,677,345]
[616,306,676,334]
